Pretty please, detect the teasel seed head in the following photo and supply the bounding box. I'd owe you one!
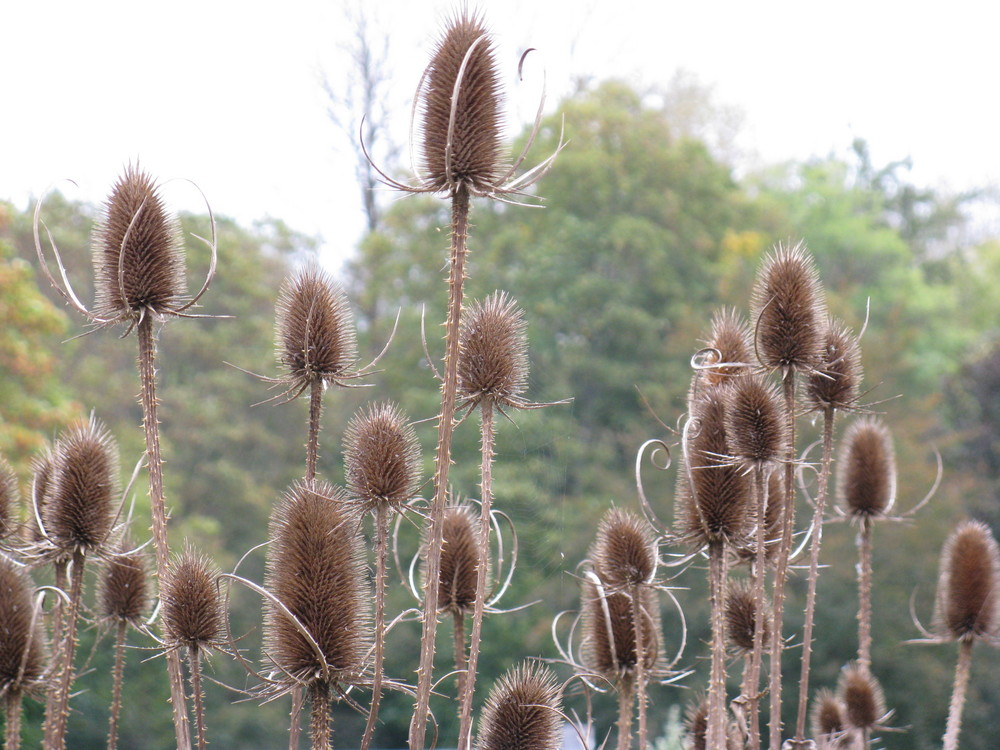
[92,164,187,322]
[344,401,421,511]
[435,502,483,616]
[44,416,119,555]
[160,545,226,652]
[810,688,847,745]
[264,482,370,686]
[99,538,149,626]
[932,520,1000,642]
[591,507,657,589]
[675,389,753,548]
[697,307,754,389]
[724,579,769,655]
[420,10,505,195]
[725,372,787,470]
[807,318,863,412]
[750,241,827,373]
[476,663,562,750]
[836,662,886,731]
[275,263,358,393]
[0,556,48,696]
[683,697,742,750]
[458,291,529,410]
[836,417,896,519]
[24,446,55,545]
[0,456,18,541]
[734,471,785,566]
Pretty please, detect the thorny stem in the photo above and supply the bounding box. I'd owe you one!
[46,550,85,750]
[107,621,128,750]
[360,504,390,750]
[616,681,634,750]
[707,541,730,750]
[794,407,835,740]
[457,400,495,750]
[305,379,324,485]
[631,584,649,750]
[5,692,21,750]
[138,316,193,750]
[453,611,467,698]
[769,373,798,750]
[289,687,305,750]
[43,560,68,736]
[189,647,207,750]
[857,516,874,673]
[410,187,471,750]
[745,468,770,750]
[943,638,974,750]
[310,681,332,750]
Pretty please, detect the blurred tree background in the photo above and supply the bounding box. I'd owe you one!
[1,77,997,748]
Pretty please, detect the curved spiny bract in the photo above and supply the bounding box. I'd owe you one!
[836,417,896,520]
[434,503,483,617]
[933,520,1000,642]
[99,539,149,627]
[420,10,505,195]
[92,164,186,322]
[458,291,529,411]
[344,401,421,511]
[476,663,562,750]
[725,372,787,471]
[724,580,770,656]
[263,482,370,688]
[836,662,886,732]
[160,546,226,652]
[0,557,48,697]
[592,507,657,590]
[807,319,863,412]
[750,242,827,373]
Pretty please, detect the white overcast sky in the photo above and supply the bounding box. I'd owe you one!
[3,0,999,267]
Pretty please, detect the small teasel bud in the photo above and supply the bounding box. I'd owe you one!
[932,520,1000,641]
[100,539,149,626]
[476,663,562,750]
[420,10,505,194]
[807,318,862,412]
[836,417,896,519]
[275,263,357,390]
[344,401,421,509]
[810,688,847,744]
[458,291,529,409]
[44,417,119,554]
[0,556,48,695]
[92,164,186,321]
[725,372,787,470]
[435,503,482,616]
[724,579,769,654]
[160,546,225,651]
[591,507,657,589]
[699,307,753,388]
[580,574,661,684]
[0,456,18,541]
[264,482,370,684]
[750,242,827,372]
[836,662,886,731]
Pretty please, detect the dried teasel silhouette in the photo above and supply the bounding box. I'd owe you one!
[436,502,484,617]
[836,417,896,521]
[344,401,421,512]
[99,538,150,628]
[810,688,849,748]
[806,318,864,413]
[690,307,754,394]
[159,546,226,654]
[591,508,658,590]
[725,372,788,473]
[476,663,563,750]
[733,471,785,567]
[724,580,770,656]
[458,291,530,412]
[931,520,1000,643]
[836,662,891,735]
[683,696,743,750]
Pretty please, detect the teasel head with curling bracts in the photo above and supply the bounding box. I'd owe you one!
[690,307,754,395]
[591,507,658,590]
[807,318,863,413]
[476,663,563,750]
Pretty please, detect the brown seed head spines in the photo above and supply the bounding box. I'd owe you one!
[807,318,863,411]
[160,545,225,650]
[0,456,18,540]
[810,687,846,740]
[725,371,787,469]
[592,507,657,589]
[344,401,421,509]
[0,556,48,694]
[476,663,562,750]
[837,417,896,519]
[93,164,186,320]
[698,307,753,388]
[580,574,661,684]
[436,502,482,615]
[458,291,529,408]
[933,520,1000,641]
[100,539,149,625]
[724,579,769,654]
[836,661,886,730]
[24,446,55,545]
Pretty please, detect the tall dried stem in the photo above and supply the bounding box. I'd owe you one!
[943,638,974,750]
[310,682,332,750]
[745,469,769,750]
[5,693,21,750]
[305,380,323,485]
[188,647,207,750]
[360,504,389,750]
[107,621,127,750]
[616,681,634,750]
[631,584,650,750]
[45,550,85,750]
[707,540,730,750]
[857,516,874,672]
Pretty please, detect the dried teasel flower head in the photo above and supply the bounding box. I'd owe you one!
[807,318,863,412]
[725,372,787,470]
[724,579,770,655]
[434,502,484,616]
[476,663,562,750]
[683,697,742,750]
[344,401,421,511]
[160,545,226,652]
[0,456,18,541]
[836,662,887,731]
[836,417,896,520]
[810,688,847,746]
[750,241,827,374]
[591,507,657,589]
[274,263,358,396]
[734,471,785,566]
[24,446,56,546]
[695,307,754,390]
[458,291,529,411]
[932,520,1000,642]
[44,416,119,555]
[0,557,48,697]
[99,538,149,626]
[264,482,370,687]
[92,164,187,322]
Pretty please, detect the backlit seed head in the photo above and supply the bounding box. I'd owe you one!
[807,319,863,412]
[434,502,483,616]
[264,482,370,685]
[591,507,657,589]
[836,418,895,519]
[836,662,886,730]
[99,539,149,626]
[92,164,186,321]
[420,10,505,194]
[476,663,562,750]
[725,372,787,469]
[750,242,827,372]
[0,456,18,541]
[0,557,48,695]
[810,688,847,744]
[344,401,421,510]
[160,546,225,651]
[275,264,358,391]
[458,291,529,409]
[698,307,753,388]
[724,579,769,654]
[932,520,1000,641]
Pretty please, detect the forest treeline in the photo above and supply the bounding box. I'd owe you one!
[1,79,999,748]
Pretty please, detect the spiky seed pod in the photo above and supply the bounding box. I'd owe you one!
[807,319,863,412]
[44,417,119,554]
[458,291,529,409]
[0,557,47,695]
[725,372,787,470]
[836,662,886,730]
[420,11,505,194]
[750,242,827,372]
[836,417,896,519]
[92,164,186,321]
[699,307,753,388]
[591,507,657,589]
[99,540,149,626]
[24,446,55,545]
[264,482,370,685]
[684,697,709,750]
[274,264,358,391]
[579,575,661,685]
[160,546,225,651]
[724,580,770,654]
[343,401,421,510]
[932,520,1000,641]
[734,471,785,566]
[675,390,752,547]
[0,457,18,541]
[811,688,847,744]
[435,503,482,616]
[476,663,562,750]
